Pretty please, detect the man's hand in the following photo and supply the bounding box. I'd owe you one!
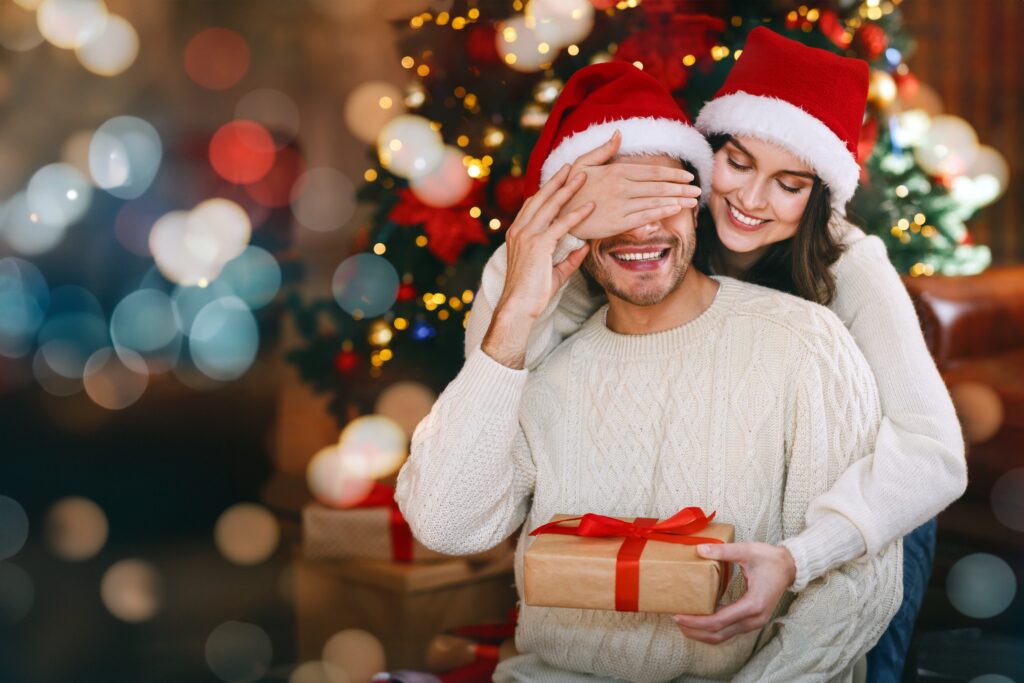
[672,542,797,645]
[481,164,594,369]
[560,130,702,241]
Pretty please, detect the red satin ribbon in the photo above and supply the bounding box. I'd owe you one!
[352,482,413,562]
[528,507,727,612]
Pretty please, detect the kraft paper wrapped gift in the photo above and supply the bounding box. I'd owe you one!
[294,552,518,670]
[524,508,734,615]
[303,501,512,563]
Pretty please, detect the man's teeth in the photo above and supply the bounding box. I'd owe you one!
[612,250,665,262]
[728,204,767,227]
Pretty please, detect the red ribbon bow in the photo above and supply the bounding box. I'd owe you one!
[352,482,414,562]
[529,507,728,612]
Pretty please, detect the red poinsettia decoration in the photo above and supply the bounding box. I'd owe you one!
[615,13,725,93]
[388,182,490,264]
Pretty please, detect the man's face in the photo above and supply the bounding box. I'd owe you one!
[581,154,698,307]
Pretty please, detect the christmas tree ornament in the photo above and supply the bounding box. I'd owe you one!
[532,78,563,105]
[854,23,888,61]
[482,125,507,149]
[334,348,360,374]
[466,22,501,65]
[368,320,394,347]
[520,103,549,130]
[405,80,427,109]
[388,184,489,264]
[867,69,897,109]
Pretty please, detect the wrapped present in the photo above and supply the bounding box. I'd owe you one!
[425,613,518,673]
[303,483,511,562]
[294,552,518,670]
[524,507,734,615]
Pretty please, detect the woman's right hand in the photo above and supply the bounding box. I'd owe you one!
[561,130,701,241]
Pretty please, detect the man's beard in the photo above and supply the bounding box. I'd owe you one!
[582,233,695,307]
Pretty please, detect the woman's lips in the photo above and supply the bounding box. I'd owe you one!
[725,201,770,233]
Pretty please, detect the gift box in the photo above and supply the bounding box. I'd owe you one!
[303,501,512,563]
[294,552,518,670]
[524,508,734,615]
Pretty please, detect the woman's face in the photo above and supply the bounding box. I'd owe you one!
[708,136,816,261]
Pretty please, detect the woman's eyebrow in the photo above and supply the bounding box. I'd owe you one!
[729,139,814,179]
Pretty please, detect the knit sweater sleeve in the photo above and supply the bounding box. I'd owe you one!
[780,232,966,590]
[394,348,536,555]
[464,235,603,370]
[735,311,903,682]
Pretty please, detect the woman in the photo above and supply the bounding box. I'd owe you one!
[465,28,966,680]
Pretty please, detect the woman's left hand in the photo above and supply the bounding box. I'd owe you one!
[671,542,796,644]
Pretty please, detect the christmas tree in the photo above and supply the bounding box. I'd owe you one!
[286,0,1006,423]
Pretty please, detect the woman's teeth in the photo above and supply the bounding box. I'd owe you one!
[612,250,667,262]
[728,204,767,227]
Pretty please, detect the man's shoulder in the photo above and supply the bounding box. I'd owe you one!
[721,278,851,343]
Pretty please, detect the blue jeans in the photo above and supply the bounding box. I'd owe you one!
[866,518,937,682]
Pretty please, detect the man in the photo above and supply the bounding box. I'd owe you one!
[395,62,900,682]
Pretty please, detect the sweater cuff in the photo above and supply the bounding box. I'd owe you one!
[552,233,587,264]
[779,513,867,592]
[457,348,530,416]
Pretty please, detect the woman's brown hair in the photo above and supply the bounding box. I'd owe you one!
[693,134,847,306]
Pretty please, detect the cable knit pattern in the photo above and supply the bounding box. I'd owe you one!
[464,222,966,591]
[398,278,902,682]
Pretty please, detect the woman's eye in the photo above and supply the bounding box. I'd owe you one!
[777,180,802,194]
[726,157,749,171]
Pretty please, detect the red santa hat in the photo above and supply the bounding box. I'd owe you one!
[695,27,869,212]
[524,61,713,201]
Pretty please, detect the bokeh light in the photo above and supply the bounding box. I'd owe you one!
[0,2,45,52]
[409,146,474,208]
[1,192,67,255]
[171,279,234,335]
[209,121,276,185]
[532,0,595,48]
[187,198,253,266]
[952,145,1011,209]
[33,343,83,396]
[496,16,550,73]
[36,285,109,378]
[189,296,259,381]
[337,415,408,480]
[110,289,181,372]
[0,562,33,625]
[344,81,405,145]
[946,553,1017,619]
[89,115,163,199]
[76,13,139,76]
[218,246,282,310]
[991,468,1024,533]
[0,496,30,561]
[150,210,222,286]
[61,129,96,180]
[915,115,980,177]
[84,346,149,409]
[26,162,93,230]
[289,661,347,683]
[289,167,356,233]
[235,88,301,147]
[376,115,444,180]
[374,382,436,439]
[950,381,1004,444]
[0,257,49,359]
[306,445,375,509]
[36,0,109,50]
[322,629,386,683]
[214,503,280,566]
[245,146,306,208]
[205,621,273,683]
[100,558,162,622]
[331,254,399,318]
[185,28,250,91]
[44,496,108,561]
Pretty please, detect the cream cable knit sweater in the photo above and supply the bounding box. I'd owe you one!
[462,221,965,591]
[397,277,902,682]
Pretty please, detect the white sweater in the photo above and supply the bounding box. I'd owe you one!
[462,222,966,591]
[397,277,902,682]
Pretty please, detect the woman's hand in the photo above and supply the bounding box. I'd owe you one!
[560,131,702,241]
[671,542,797,645]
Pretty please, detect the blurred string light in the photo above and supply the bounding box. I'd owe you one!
[75,13,138,76]
[288,661,346,683]
[235,89,301,148]
[322,629,386,683]
[410,146,474,208]
[0,496,29,561]
[306,444,375,509]
[36,0,108,50]
[376,114,445,180]
[0,2,45,52]
[336,415,407,480]
[0,562,33,625]
[214,503,280,566]
[331,253,399,318]
[84,347,149,409]
[1,163,92,256]
[344,81,405,145]
[33,285,109,396]
[205,621,273,683]
[149,198,252,286]
[495,0,595,73]
[185,27,250,91]
[189,296,259,381]
[110,289,181,373]
[289,167,356,232]
[209,120,276,185]
[44,496,108,561]
[991,468,1024,533]
[946,553,1017,619]
[89,116,163,199]
[0,257,49,359]
[100,558,162,622]
[246,146,306,209]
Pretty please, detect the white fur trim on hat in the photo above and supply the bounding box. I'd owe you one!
[695,92,860,212]
[539,117,714,203]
